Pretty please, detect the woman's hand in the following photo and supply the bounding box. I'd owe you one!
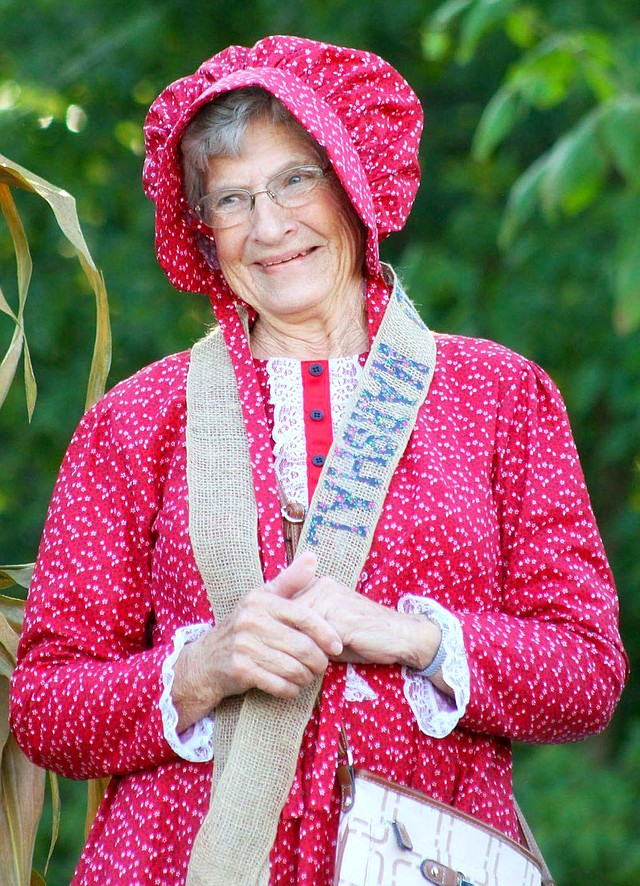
[294,569,441,671]
[171,553,342,732]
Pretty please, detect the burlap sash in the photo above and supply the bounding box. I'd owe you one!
[185,273,436,885]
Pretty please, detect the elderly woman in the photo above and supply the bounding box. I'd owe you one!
[10,35,627,886]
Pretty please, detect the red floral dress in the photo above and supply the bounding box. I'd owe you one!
[10,333,628,884]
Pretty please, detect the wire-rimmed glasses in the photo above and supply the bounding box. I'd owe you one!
[193,164,331,230]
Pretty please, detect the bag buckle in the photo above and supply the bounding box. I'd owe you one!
[420,859,476,886]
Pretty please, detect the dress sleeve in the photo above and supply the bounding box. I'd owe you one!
[398,595,470,738]
[10,381,190,780]
[458,360,628,742]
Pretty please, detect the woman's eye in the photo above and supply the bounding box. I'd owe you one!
[283,172,306,188]
[215,192,244,209]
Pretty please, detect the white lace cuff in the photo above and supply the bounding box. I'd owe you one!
[398,595,470,739]
[160,623,215,762]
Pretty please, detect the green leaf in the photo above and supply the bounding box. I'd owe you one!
[540,111,608,220]
[508,38,579,109]
[505,6,540,49]
[576,31,619,102]
[472,86,523,161]
[421,28,451,63]
[498,153,548,247]
[429,0,474,32]
[457,0,517,64]
[599,95,640,189]
[614,226,640,334]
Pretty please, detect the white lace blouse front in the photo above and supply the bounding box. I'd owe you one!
[160,356,469,760]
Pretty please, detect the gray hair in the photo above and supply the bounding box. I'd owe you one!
[180,86,328,206]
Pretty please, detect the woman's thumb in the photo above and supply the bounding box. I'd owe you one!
[269,552,317,598]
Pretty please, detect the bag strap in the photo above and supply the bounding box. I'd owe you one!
[514,800,556,886]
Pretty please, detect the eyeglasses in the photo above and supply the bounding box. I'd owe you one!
[193,164,331,230]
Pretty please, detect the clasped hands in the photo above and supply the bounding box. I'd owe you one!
[171,552,441,733]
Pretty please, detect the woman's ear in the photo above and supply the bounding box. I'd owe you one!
[196,231,220,270]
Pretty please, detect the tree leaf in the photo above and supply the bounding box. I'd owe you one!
[505,6,540,49]
[22,339,37,423]
[508,37,579,109]
[498,153,548,247]
[472,85,523,161]
[421,28,451,63]
[599,95,640,189]
[76,258,111,412]
[0,281,19,322]
[575,31,619,102]
[429,0,474,32]
[540,111,608,220]
[457,0,517,64]
[614,226,640,334]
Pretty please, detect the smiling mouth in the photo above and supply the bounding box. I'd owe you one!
[259,248,316,268]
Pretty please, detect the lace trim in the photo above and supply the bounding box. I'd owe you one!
[398,595,470,739]
[266,355,362,506]
[344,663,378,702]
[160,623,215,762]
[266,357,308,506]
[328,354,361,424]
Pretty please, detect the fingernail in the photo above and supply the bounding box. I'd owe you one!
[330,640,343,655]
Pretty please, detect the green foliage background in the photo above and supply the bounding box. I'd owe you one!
[1,0,638,883]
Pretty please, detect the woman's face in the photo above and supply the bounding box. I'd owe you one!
[203,119,365,328]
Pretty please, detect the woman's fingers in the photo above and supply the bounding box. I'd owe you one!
[237,589,343,661]
[203,586,342,700]
[268,552,318,598]
[228,636,323,695]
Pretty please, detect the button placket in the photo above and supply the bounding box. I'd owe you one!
[302,359,332,496]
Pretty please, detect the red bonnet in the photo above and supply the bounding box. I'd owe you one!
[143,35,423,302]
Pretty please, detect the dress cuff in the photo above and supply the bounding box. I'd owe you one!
[398,595,470,738]
[160,623,215,762]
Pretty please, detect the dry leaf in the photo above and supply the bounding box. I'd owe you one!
[0,153,111,413]
[0,678,46,886]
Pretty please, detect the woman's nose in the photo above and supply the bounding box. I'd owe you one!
[249,191,295,241]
